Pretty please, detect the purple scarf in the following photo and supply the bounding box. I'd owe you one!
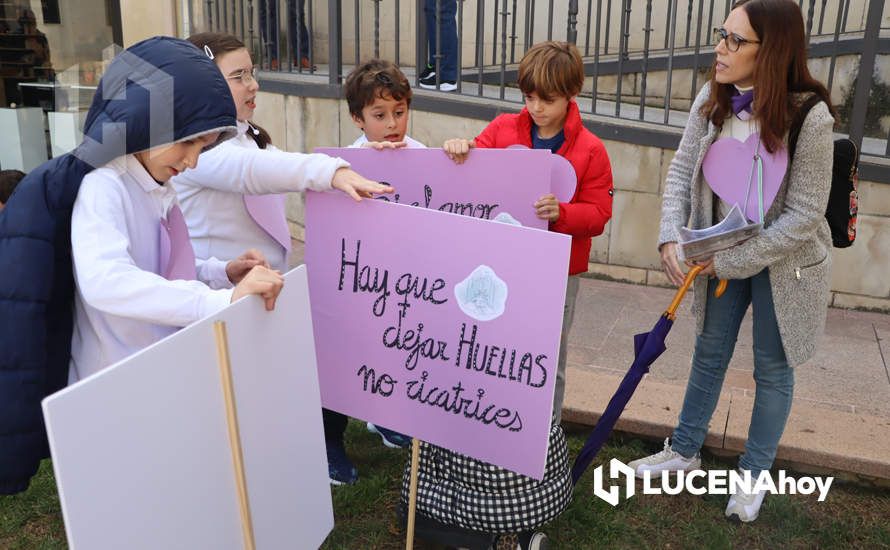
[730,88,755,116]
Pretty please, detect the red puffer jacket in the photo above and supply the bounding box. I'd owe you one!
[474,100,614,275]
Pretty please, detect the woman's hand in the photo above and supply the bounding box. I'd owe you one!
[660,242,687,286]
[331,168,395,201]
[685,256,716,278]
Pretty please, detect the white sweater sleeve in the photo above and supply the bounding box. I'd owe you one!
[173,140,350,194]
[196,256,233,289]
[72,175,233,327]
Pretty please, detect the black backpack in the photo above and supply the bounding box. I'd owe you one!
[788,95,859,248]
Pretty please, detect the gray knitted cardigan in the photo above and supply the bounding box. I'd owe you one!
[659,84,834,367]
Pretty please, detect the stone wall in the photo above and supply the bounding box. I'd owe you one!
[252,90,890,312]
[120,0,179,47]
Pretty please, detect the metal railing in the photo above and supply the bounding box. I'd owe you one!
[190,0,890,159]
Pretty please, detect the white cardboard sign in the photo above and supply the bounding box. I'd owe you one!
[43,266,332,550]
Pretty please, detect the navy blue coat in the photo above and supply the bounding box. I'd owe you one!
[0,36,236,494]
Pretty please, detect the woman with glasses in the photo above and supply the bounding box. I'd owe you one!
[628,0,835,523]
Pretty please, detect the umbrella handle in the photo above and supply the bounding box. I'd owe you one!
[665,266,727,319]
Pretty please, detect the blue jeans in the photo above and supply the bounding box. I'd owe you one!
[671,269,794,476]
[424,0,458,81]
[258,0,310,61]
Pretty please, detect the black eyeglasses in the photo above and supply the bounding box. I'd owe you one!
[713,27,760,52]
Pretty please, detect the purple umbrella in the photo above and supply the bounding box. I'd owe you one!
[571,266,726,484]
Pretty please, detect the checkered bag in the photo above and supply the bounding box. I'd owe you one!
[400,425,573,534]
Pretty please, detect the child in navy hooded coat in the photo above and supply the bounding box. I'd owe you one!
[0,36,282,494]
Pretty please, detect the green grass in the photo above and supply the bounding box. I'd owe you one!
[2,422,889,549]
[0,461,66,550]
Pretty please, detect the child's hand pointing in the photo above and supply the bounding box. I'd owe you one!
[331,167,394,200]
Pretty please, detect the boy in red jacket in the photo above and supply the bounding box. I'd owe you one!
[444,40,614,425]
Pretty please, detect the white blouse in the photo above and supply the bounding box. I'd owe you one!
[70,155,233,382]
[172,121,350,272]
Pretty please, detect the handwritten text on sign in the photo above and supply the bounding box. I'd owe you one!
[305,192,570,478]
[314,148,553,229]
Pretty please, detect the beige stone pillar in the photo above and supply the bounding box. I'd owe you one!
[119,0,180,47]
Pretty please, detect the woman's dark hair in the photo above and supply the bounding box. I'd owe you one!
[187,32,272,149]
[701,0,835,153]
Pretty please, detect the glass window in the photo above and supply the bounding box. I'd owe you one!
[1,0,121,172]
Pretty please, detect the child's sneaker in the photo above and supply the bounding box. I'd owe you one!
[725,469,766,523]
[325,442,357,486]
[367,422,411,448]
[627,437,701,479]
[519,531,549,550]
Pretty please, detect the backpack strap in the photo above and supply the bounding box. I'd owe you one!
[787,94,823,163]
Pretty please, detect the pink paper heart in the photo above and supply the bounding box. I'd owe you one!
[701,133,788,223]
[507,144,577,202]
[549,153,577,203]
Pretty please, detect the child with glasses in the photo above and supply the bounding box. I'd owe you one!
[630,0,836,523]
[173,33,389,282]
[171,33,393,487]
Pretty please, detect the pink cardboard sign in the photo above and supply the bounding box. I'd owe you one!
[305,192,571,479]
[315,147,552,229]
